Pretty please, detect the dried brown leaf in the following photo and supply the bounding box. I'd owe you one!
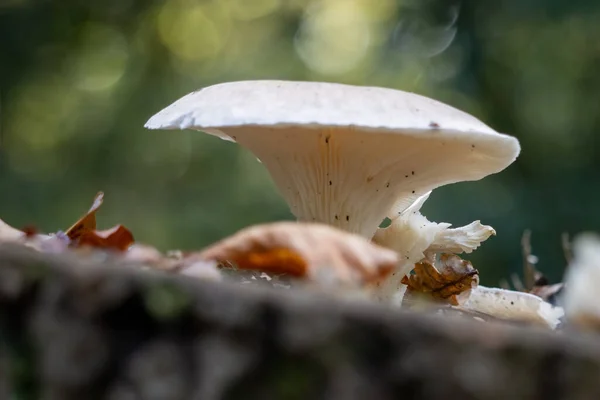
[518,230,564,305]
[530,282,564,303]
[401,253,479,306]
[191,222,398,287]
[65,192,104,241]
[75,225,134,252]
[2,191,136,255]
[61,192,135,252]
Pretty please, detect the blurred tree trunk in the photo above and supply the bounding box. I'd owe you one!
[1,243,600,400]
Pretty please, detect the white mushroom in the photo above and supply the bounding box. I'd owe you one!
[562,233,600,330]
[371,191,496,301]
[145,80,520,238]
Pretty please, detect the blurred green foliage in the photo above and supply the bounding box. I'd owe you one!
[1,0,599,285]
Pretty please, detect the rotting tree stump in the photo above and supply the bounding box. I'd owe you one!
[1,243,599,400]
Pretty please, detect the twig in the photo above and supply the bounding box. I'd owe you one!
[521,230,536,291]
[561,232,573,265]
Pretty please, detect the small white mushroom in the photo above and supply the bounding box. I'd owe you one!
[562,233,600,329]
[371,191,496,301]
[145,80,520,238]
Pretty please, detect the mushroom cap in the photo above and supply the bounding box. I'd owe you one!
[145,80,518,161]
[145,80,520,237]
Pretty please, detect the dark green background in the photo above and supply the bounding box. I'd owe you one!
[1,0,598,285]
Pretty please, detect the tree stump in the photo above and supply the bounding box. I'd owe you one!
[1,243,599,400]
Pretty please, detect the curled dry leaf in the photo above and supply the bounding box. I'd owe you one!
[65,192,104,241]
[65,192,134,251]
[401,253,479,306]
[530,283,564,304]
[528,268,564,305]
[77,225,134,251]
[191,221,398,288]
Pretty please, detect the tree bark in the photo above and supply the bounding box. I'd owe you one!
[1,243,599,400]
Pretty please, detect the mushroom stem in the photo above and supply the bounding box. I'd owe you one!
[370,191,496,301]
[233,128,424,237]
[230,127,507,238]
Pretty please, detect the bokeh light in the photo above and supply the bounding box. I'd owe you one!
[1,0,599,286]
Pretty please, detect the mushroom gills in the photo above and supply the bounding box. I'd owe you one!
[221,125,513,239]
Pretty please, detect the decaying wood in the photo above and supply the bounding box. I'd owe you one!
[1,243,600,400]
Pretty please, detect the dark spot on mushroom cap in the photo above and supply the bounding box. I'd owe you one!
[346,215,350,221]
[367,176,373,183]
[386,182,390,188]
[412,171,415,175]
[471,144,476,148]
[335,215,339,220]
[325,135,330,144]
[405,175,408,178]
[329,180,332,185]
[412,190,415,194]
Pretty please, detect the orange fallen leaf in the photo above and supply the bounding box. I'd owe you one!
[191,221,398,287]
[65,192,104,241]
[61,192,135,252]
[1,191,135,254]
[76,225,134,251]
[401,253,479,306]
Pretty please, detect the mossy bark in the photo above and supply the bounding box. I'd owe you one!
[1,243,600,400]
